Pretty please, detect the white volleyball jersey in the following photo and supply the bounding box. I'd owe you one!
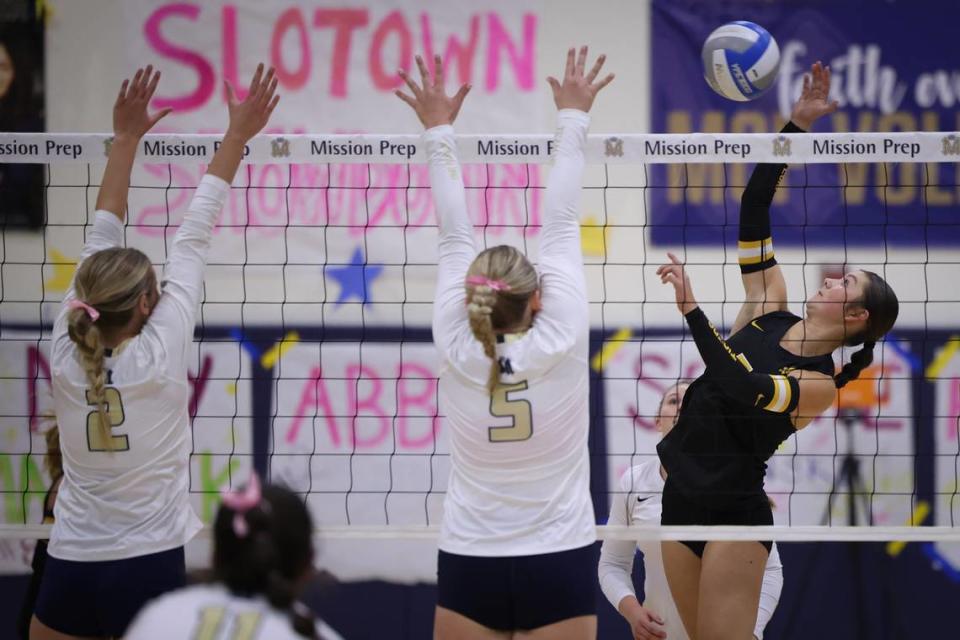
[125,584,344,640]
[427,110,596,557]
[48,175,230,561]
[598,460,784,640]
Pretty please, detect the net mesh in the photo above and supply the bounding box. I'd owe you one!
[0,131,958,543]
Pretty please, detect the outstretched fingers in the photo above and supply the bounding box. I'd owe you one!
[258,68,278,106]
[148,107,173,128]
[267,92,281,117]
[546,76,561,100]
[593,72,615,94]
[134,66,152,100]
[575,45,588,77]
[415,55,431,89]
[820,64,834,96]
[247,63,265,98]
[129,67,145,97]
[144,68,162,102]
[433,54,444,88]
[449,83,472,122]
[224,80,239,106]
[397,69,421,98]
[564,47,576,79]
[585,54,606,84]
[394,89,417,109]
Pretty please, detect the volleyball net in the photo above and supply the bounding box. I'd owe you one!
[1,130,959,546]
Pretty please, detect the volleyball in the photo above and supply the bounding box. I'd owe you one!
[702,21,780,101]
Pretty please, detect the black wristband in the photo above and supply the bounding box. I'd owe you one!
[782,121,805,134]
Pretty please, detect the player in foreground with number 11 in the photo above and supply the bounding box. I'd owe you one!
[396,48,613,639]
[32,64,279,640]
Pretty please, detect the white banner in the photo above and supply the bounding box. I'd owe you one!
[121,0,544,135]
[3,131,960,164]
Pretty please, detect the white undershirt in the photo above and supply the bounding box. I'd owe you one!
[598,460,783,640]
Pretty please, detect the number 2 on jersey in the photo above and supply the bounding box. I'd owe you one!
[85,387,129,451]
[488,380,533,442]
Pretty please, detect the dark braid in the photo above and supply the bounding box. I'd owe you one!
[832,270,898,388]
[215,484,317,638]
[834,341,875,389]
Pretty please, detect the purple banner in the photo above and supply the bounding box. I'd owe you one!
[650,0,960,247]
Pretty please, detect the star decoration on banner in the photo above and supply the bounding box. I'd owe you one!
[44,249,78,293]
[327,247,384,306]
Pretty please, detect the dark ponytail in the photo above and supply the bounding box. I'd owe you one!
[215,483,317,638]
[833,270,899,388]
[834,341,875,389]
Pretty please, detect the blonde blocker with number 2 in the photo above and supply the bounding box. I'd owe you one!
[33,63,281,640]
[67,247,155,451]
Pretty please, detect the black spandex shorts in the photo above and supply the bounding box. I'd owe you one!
[34,545,185,637]
[661,478,773,557]
[437,544,597,631]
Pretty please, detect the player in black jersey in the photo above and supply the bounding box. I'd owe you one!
[653,61,900,640]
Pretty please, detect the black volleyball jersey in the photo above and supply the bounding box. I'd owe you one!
[657,311,835,509]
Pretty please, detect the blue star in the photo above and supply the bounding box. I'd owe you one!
[326,247,384,306]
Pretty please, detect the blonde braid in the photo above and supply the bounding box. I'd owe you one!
[467,285,500,393]
[67,308,113,451]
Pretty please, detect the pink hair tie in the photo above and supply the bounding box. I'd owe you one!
[466,275,511,292]
[220,472,263,538]
[66,299,100,321]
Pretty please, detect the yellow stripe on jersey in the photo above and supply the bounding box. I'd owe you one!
[763,375,792,413]
[738,238,775,265]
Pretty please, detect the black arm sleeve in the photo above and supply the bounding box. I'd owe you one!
[738,121,805,273]
[684,307,800,414]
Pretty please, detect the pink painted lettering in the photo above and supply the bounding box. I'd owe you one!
[221,4,244,102]
[125,152,544,242]
[397,363,440,448]
[346,364,389,448]
[419,13,480,86]
[286,366,340,446]
[144,3,216,110]
[369,10,412,91]
[271,8,311,90]
[314,8,370,97]
[485,13,536,91]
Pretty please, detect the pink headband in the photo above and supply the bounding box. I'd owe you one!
[466,275,511,292]
[220,472,263,538]
[67,299,100,321]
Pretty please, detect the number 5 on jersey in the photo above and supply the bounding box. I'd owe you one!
[488,381,533,443]
[86,387,130,451]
